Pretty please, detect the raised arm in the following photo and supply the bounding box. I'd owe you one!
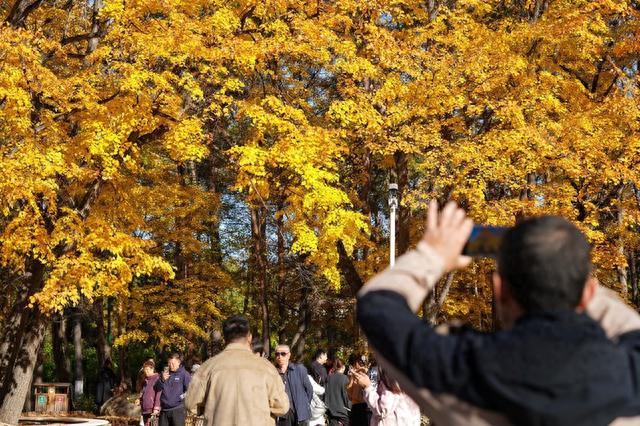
[358,201,471,312]
[587,284,640,340]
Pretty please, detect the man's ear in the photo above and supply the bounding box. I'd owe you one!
[577,276,598,311]
[492,272,503,302]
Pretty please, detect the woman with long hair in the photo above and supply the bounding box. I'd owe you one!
[352,366,421,426]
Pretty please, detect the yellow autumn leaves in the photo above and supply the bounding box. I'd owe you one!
[2,0,640,329]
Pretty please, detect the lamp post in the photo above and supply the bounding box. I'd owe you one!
[388,183,398,267]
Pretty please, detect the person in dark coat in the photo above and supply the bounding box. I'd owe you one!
[309,348,328,387]
[357,201,640,425]
[274,344,314,426]
[154,353,191,426]
[325,360,351,426]
[95,358,117,413]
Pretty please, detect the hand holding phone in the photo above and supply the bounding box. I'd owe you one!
[462,226,508,257]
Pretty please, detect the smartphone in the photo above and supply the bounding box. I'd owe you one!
[462,226,508,257]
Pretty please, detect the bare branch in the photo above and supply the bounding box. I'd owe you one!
[61,33,93,45]
[6,0,44,27]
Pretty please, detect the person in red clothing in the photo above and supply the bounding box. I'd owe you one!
[139,359,161,426]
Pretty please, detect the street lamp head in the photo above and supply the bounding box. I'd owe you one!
[388,183,398,208]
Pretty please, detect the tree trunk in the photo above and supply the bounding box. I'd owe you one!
[24,350,44,412]
[617,189,628,299]
[73,311,84,396]
[117,301,127,383]
[337,241,364,295]
[394,151,411,256]
[6,0,44,27]
[251,206,271,358]
[52,313,71,382]
[0,261,47,425]
[290,281,311,360]
[629,252,638,305]
[85,0,103,55]
[95,299,111,367]
[0,314,46,423]
[276,203,287,344]
[428,273,456,324]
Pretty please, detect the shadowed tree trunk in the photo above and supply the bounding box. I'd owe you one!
[52,313,71,382]
[0,261,47,425]
[617,188,628,299]
[395,151,411,256]
[276,203,287,344]
[73,310,84,396]
[290,279,311,360]
[251,206,270,358]
[95,298,111,367]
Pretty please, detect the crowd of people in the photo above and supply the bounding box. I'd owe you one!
[126,318,421,426]
[95,201,640,426]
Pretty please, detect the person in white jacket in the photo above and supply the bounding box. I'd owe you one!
[352,367,420,426]
[308,374,327,426]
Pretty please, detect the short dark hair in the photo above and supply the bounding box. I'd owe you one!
[251,337,264,356]
[497,216,592,312]
[313,349,327,360]
[348,352,366,367]
[168,353,182,361]
[223,315,250,342]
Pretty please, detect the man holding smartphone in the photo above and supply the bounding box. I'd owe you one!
[357,201,640,425]
[154,353,191,426]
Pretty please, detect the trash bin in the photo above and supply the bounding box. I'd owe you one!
[33,383,71,414]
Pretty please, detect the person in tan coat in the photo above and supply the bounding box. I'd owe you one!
[185,316,289,426]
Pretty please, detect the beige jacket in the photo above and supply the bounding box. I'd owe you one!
[185,342,289,426]
[359,242,640,426]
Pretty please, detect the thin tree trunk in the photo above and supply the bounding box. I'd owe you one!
[251,207,270,358]
[394,151,411,255]
[85,0,103,55]
[95,299,111,367]
[107,298,113,345]
[52,313,71,382]
[73,311,84,396]
[290,281,312,360]
[630,252,638,305]
[276,203,287,344]
[428,273,456,324]
[617,189,628,299]
[117,301,127,383]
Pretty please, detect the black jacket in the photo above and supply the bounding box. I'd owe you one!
[357,290,640,426]
[310,360,328,387]
[325,372,351,419]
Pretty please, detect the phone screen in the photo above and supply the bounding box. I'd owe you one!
[462,226,508,257]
